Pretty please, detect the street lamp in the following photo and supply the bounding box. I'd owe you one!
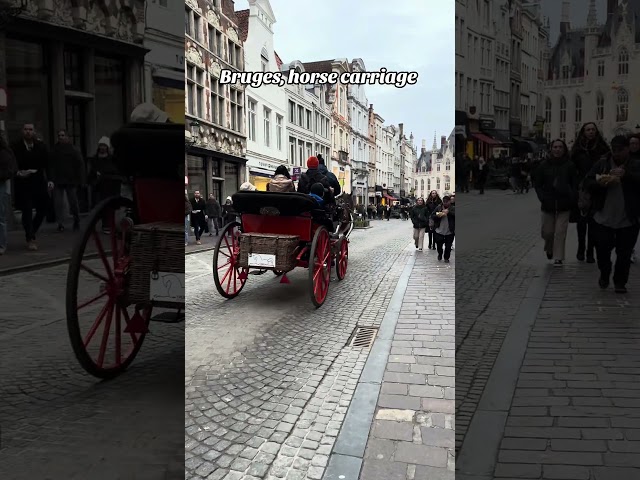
[185,120,199,148]
[0,0,26,28]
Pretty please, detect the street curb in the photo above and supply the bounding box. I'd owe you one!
[0,252,101,277]
[323,249,416,480]
[185,246,216,256]
[457,264,552,478]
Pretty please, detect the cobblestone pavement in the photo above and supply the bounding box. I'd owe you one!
[185,220,416,480]
[360,244,455,480]
[455,191,542,451]
[494,230,640,479]
[0,260,184,479]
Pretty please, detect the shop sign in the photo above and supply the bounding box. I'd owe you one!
[292,167,301,175]
[375,192,382,197]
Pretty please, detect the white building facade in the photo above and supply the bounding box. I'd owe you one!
[144,0,184,123]
[543,0,640,144]
[415,132,455,199]
[348,58,372,206]
[239,0,288,190]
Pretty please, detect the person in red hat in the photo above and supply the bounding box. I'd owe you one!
[297,156,333,197]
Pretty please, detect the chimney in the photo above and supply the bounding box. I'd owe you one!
[399,123,404,139]
[560,0,570,35]
[441,136,446,148]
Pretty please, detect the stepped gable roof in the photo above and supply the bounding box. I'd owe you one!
[236,9,249,41]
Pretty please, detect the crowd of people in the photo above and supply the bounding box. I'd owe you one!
[531,122,640,294]
[409,191,455,262]
[0,123,120,254]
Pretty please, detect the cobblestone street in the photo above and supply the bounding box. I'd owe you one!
[185,219,451,480]
[0,258,184,479]
[456,190,640,479]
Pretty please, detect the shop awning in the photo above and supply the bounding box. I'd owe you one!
[483,129,512,144]
[383,194,395,201]
[471,132,500,145]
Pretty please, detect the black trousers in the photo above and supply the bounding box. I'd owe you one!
[20,190,48,242]
[576,215,595,258]
[427,227,435,247]
[434,232,455,260]
[593,222,640,287]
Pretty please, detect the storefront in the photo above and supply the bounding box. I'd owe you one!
[186,147,246,203]
[144,35,184,124]
[246,158,284,192]
[332,165,351,195]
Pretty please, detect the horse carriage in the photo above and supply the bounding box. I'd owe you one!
[66,122,185,379]
[213,191,354,307]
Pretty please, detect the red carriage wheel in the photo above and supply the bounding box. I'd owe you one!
[336,236,349,280]
[213,221,248,298]
[309,227,331,308]
[66,196,150,379]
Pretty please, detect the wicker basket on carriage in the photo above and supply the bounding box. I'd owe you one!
[237,233,299,272]
[127,222,185,306]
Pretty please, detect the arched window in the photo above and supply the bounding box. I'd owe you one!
[619,47,629,75]
[617,88,629,122]
[545,97,551,122]
[444,175,451,191]
[596,91,604,120]
[574,95,582,123]
[436,177,441,190]
[560,96,566,123]
[420,179,424,195]
[427,178,431,191]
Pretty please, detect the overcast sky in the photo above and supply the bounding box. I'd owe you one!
[542,0,607,44]
[235,0,455,150]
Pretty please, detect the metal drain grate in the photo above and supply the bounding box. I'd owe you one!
[348,327,378,348]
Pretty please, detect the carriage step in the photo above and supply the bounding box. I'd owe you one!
[348,326,378,349]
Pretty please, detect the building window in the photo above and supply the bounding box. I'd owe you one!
[559,95,566,123]
[306,142,312,160]
[247,99,256,141]
[444,176,451,191]
[64,48,83,90]
[95,56,125,149]
[186,63,204,118]
[298,140,304,166]
[618,48,629,75]
[445,159,451,171]
[264,107,271,147]
[427,178,431,191]
[315,112,320,134]
[289,136,296,164]
[288,100,295,123]
[306,110,311,130]
[596,91,604,120]
[276,115,283,150]
[228,39,242,69]
[597,60,605,77]
[436,177,440,190]
[210,78,224,126]
[297,105,304,127]
[617,88,629,122]
[575,95,582,123]
[185,6,192,36]
[208,26,223,57]
[229,87,243,132]
[420,179,424,195]
[261,48,269,72]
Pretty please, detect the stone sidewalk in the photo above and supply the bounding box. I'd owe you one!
[459,223,640,479]
[359,248,455,480]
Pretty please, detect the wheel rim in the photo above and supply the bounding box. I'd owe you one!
[214,223,247,297]
[68,198,148,374]
[312,230,331,304]
[337,238,348,278]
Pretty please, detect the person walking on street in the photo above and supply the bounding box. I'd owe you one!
[476,156,488,194]
[50,129,85,232]
[89,136,121,234]
[206,193,221,236]
[425,190,442,249]
[571,122,610,263]
[0,132,18,255]
[410,197,429,251]
[583,135,640,294]
[11,123,52,251]
[222,196,235,228]
[457,153,471,193]
[185,194,192,246]
[190,190,207,245]
[533,139,578,266]
[431,194,455,262]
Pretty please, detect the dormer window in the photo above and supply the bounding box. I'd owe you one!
[261,48,269,72]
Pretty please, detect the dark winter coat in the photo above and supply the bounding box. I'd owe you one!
[425,196,442,214]
[206,197,221,217]
[11,139,49,207]
[410,204,429,229]
[583,154,640,223]
[318,164,341,196]
[49,142,85,185]
[190,197,206,223]
[297,168,332,196]
[185,197,192,216]
[532,156,578,213]
[431,204,455,235]
[90,153,120,183]
[570,138,610,181]
[0,148,18,182]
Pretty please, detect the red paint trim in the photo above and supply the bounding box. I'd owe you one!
[242,214,312,242]
[134,178,184,224]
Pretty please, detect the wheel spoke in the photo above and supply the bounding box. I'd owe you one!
[80,263,109,283]
[115,305,122,366]
[97,301,115,368]
[83,300,110,347]
[92,231,114,280]
[217,260,231,270]
[77,290,108,311]
[121,307,139,343]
